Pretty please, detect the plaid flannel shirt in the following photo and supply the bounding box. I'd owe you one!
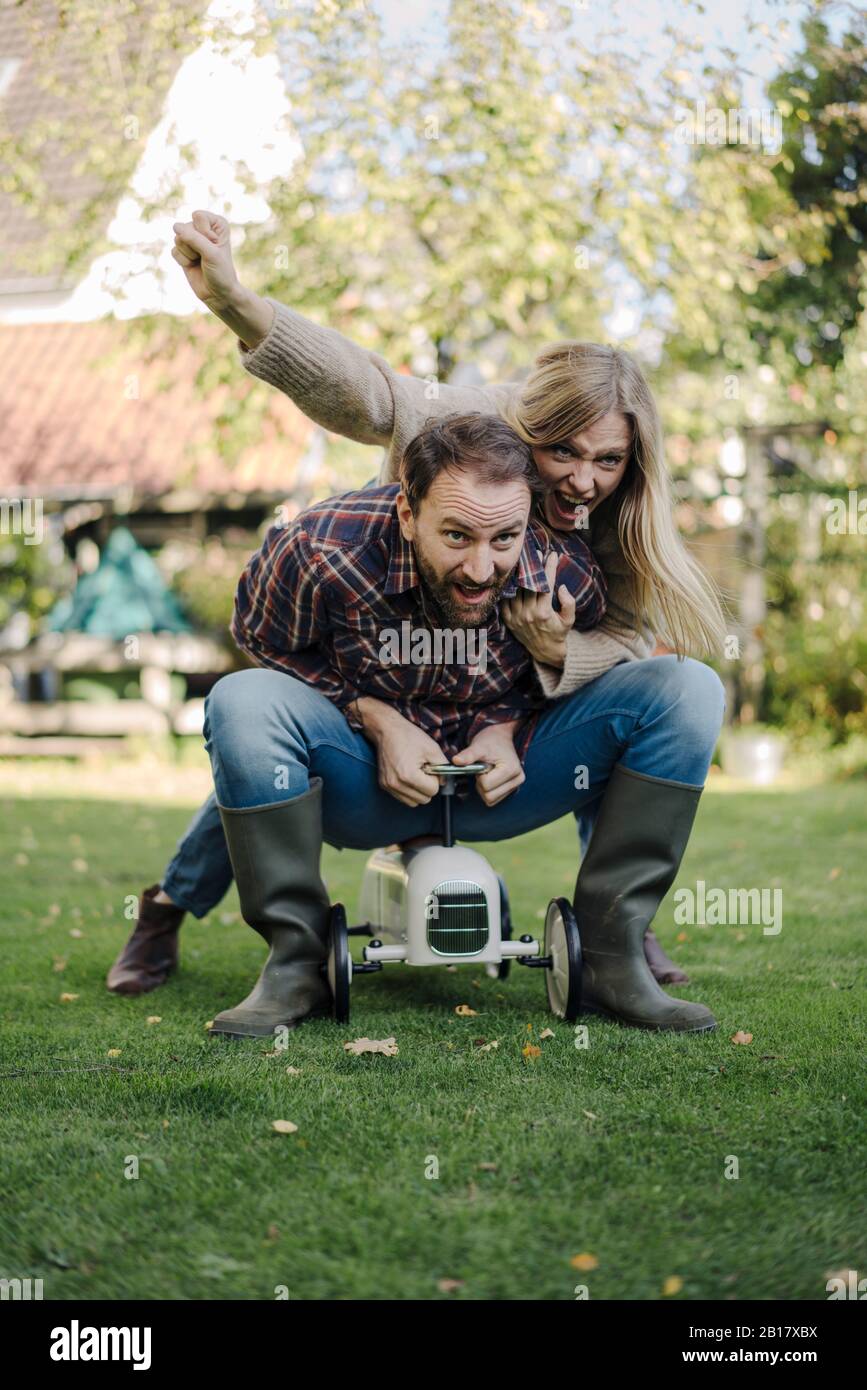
[231,485,606,763]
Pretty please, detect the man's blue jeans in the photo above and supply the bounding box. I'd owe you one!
[162,657,724,915]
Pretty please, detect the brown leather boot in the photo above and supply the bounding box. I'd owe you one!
[106,885,184,995]
[644,928,690,984]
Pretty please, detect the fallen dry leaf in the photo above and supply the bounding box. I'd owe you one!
[478,1162,498,1172]
[455,1004,478,1017]
[478,1040,499,1052]
[52,956,67,973]
[676,931,689,943]
[522,1043,542,1060]
[663,1275,684,1296]
[731,1030,753,1045]
[570,1253,598,1271]
[59,992,79,1003]
[828,866,842,880]
[272,1120,298,1135]
[146,1016,161,1025]
[539,1028,555,1040]
[285,1066,302,1075]
[582,1110,599,1120]
[344,1036,399,1056]
[204,1020,214,1030]
[264,1224,280,1243]
[69,928,84,939]
[437,1278,464,1293]
[107,1049,122,1058]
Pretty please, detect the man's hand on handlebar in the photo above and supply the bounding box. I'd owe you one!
[452,721,526,807]
[353,697,445,808]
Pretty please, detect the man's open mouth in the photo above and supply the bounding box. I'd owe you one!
[453,581,493,606]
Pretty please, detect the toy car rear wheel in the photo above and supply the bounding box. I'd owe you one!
[544,897,582,1021]
[485,876,512,981]
[326,903,351,1024]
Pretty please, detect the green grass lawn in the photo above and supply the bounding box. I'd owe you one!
[1,761,865,1301]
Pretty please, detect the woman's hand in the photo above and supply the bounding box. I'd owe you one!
[171,210,275,349]
[502,551,577,670]
[171,210,240,308]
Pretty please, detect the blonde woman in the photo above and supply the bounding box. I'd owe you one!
[108,211,726,1033]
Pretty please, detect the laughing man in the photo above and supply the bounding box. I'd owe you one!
[201,411,723,1039]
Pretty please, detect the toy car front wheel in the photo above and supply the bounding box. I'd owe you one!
[544,897,582,1021]
[326,903,351,1023]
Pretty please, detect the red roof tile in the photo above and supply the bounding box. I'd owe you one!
[0,314,316,498]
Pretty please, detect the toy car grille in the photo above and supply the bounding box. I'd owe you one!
[426,879,489,956]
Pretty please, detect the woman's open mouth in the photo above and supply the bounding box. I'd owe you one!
[548,489,592,527]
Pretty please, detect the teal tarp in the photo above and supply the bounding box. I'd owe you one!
[46,527,191,639]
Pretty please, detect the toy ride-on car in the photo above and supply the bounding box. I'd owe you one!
[324,763,582,1024]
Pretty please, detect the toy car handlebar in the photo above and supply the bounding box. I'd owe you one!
[422,762,492,777]
[421,763,493,845]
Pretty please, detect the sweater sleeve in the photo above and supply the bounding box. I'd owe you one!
[236,297,519,462]
[533,625,654,698]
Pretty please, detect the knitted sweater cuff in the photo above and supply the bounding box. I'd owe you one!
[534,626,652,699]
[237,298,331,394]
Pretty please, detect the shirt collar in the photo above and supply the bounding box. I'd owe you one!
[384,509,550,598]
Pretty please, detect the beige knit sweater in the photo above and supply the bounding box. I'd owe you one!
[237,297,652,695]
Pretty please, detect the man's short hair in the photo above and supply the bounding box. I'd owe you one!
[399,412,545,515]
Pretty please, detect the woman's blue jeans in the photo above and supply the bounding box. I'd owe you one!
[162,657,725,917]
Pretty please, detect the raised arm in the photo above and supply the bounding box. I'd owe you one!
[172,209,515,453]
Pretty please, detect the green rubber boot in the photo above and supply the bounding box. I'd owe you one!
[210,779,332,1040]
[574,765,716,1032]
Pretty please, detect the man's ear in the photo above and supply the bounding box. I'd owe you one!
[396,489,416,542]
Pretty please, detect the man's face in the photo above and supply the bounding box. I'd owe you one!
[532,411,632,530]
[397,468,532,627]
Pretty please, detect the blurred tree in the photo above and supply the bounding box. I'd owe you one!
[758,13,867,374]
[2,0,864,736]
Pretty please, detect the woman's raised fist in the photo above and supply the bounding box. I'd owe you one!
[171,210,240,308]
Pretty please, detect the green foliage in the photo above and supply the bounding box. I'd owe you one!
[169,535,257,651]
[759,15,867,372]
[0,533,72,634]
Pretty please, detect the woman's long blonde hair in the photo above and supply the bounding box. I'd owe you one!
[501,341,727,657]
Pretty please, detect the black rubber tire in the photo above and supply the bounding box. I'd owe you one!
[544,897,582,1022]
[496,875,512,980]
[327,903,351,1024]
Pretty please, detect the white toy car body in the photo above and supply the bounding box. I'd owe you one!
[325,764,582,1022]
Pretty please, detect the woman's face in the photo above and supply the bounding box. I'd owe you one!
[532,410,632,532]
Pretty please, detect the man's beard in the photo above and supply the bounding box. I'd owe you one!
[415,549,509,629]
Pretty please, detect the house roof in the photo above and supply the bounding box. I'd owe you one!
[0,0,202,292]
[0,313,316,500]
